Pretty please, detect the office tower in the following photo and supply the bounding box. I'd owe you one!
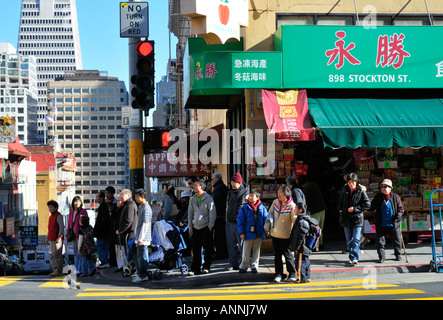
[0,42,39,145]
[47,70,129,205]
[18,0,82,143]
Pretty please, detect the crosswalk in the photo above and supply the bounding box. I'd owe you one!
[0,276,440,300]
[77,279,425,300]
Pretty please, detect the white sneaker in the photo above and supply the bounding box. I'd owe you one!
[352,260,358,265]
[273,275,282,283]
[132,275,148,283]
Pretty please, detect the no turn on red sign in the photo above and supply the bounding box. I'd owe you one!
[120,2,149,38]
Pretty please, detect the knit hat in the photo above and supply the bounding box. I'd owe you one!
[181,190,191,198]
[380,179,393,188]
[231,172,243,184]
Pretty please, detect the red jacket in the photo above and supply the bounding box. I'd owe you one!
[48,211,62,241]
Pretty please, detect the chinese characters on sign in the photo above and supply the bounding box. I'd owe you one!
[326,31,361,70]
[326,31,410,70]
[145,153,210,177]
[325,30,413,85]
[278,25,443,88]
[234,58,268,83]
[195,62,218,80]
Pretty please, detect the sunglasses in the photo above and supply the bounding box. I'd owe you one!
[381,185,391,189]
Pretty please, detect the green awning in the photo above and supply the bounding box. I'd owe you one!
[308,98,443,149]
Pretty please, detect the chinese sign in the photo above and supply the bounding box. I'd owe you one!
[182,0,249,44]
[261,89,315,142]
[145,153,211,177]
[189,51,282,91]
[275,25,443,88]
[19,226,38,250]
[0,114,15,143]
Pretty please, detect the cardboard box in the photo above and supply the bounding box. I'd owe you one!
[377,160,398,169]
[422,190,440,209]
[402,196,423,211]
[408,212,431,231]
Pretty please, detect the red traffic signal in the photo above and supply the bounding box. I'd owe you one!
[136,41,153,57]
[161,131,171,148]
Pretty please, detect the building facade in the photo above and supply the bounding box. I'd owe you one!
[18,0,82,143]
[0,43,39,145]
[47,70,129,206]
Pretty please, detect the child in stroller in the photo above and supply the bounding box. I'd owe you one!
[148,220,188,280]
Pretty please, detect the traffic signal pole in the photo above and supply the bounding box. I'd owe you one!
[128,36,145,192]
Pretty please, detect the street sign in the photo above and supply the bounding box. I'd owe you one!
[122,105,141,128]
[120,2,149,38]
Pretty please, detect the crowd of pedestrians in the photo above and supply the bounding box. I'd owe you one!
[45,169,404,284]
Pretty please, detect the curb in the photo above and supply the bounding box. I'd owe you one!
[98,261,430,289]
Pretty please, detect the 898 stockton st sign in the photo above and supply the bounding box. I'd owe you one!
[275,25,443,89]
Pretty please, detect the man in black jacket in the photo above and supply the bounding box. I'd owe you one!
[225,172,248,270]
[93,191,111,268]
[370,179,404,263]
[211,172,229,259]
[116,189,138,263]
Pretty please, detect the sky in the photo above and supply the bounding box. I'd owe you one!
[0,0,177,120]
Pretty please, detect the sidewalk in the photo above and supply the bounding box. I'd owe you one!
[99,239,436,289]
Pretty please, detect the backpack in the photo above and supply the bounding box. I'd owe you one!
[303,216,321,250]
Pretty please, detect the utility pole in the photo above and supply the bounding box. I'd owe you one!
[128,36,145,192]
[126,0,145,192]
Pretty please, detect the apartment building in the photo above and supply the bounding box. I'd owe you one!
[47,70,129,205]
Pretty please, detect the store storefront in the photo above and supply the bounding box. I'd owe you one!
[182,24,443,241]
[266,25,443,241]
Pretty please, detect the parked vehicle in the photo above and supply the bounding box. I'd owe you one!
[22,251,52,274]
[0,241,14,276]
[10,255,24,275]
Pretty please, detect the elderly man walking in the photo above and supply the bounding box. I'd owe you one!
[370,179,405,263]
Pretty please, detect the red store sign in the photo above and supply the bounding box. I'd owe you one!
[145,153,211,177]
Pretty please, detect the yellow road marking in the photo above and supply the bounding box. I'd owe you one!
[39,277,81,288]
[78,283,398,298]
[0,277,22,287]
[128,289,425,300]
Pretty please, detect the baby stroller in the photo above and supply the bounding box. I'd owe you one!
[148,220,188,280]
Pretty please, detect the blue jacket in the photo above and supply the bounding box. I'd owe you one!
[237,200,268,240]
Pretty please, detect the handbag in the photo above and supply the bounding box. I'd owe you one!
[66,227,75,242]
[66,213,77,242]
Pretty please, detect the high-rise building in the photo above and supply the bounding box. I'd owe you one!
[47,70,129,205]
[0,42,39,145]
[17,0,82,143]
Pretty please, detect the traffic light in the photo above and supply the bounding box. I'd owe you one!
[143,127,173,153]
[131,40,155,110]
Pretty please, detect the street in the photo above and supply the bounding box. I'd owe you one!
[1,272,442,302]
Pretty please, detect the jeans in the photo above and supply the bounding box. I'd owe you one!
[80,254,96,276]
[126,237,135,263]
[96,238,109,265]
[344,226,362,262]
[72,238,81,273]
[295,253,311,283]
[225,222,241,268]
[133,244,150,278]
